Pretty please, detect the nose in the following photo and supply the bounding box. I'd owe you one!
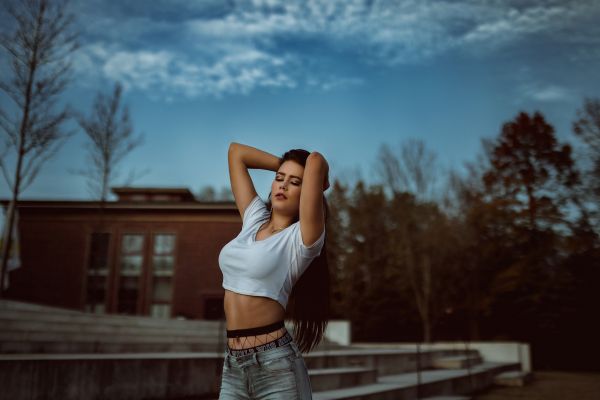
[279,180,288,190]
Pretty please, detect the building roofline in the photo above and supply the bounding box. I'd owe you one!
[111,187,193,194]
[0,199,237,211]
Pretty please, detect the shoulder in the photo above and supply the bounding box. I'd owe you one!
[242,195,269,228]
[290,221,325,258]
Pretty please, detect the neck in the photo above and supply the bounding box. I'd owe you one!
[269,210,295,230]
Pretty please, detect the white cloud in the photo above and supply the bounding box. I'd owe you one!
[69,0,600,99]
[103,50,174,91]
[512,63,576,104]
[520,83,573,102]
[184,0,600,65]
[74,44,296,98]
[307,76,364,92]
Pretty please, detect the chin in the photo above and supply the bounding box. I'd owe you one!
[272,203,298,216]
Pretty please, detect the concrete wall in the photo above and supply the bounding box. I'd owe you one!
[354,341,531,372]
[0,352,224,400]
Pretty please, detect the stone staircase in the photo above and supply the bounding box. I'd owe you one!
[0,299,526,399]
[304,347,518,399]
[0,299,227,353]
[0,299,346,354]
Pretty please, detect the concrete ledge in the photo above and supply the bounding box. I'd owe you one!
[0,353,225,400]
[354,341,531,373]
[1,299,350,354]
[313,362,518,400]
[432,355,483,369]
[0,317,221,336]
[0,348,512,399]
[493,370,534,387]
[309,366,378,391]
[0,300,216,330]
[1,340,223,354]
[303,348,478,376]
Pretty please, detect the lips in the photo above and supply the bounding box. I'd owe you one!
[275,193,287,200]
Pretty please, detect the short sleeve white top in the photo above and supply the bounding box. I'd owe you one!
[218,195,326,310]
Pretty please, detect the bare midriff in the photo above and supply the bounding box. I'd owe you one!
[223,289,287,349]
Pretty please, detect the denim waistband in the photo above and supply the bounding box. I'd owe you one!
[226,330,293,357]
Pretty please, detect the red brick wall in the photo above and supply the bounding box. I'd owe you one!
[4,205,241,320]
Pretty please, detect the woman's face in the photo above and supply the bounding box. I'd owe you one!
[271,160,304,217]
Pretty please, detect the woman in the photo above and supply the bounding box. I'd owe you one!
[217,142,330,399]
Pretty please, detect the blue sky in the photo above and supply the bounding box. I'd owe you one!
[1,0,600,201]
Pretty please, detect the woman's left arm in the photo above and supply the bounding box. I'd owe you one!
[299,152,329,247]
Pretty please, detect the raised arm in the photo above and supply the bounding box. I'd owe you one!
[299,152,329,247]
[228,142,280,219]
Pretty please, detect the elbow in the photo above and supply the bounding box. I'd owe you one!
[308,151,327,169]
[308,151,325,164]
[228,142,241,158]
[307,152,328,176]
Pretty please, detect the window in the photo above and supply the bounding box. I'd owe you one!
[117,234,144,315]
[150,233,175,318]
[85,233,110,314]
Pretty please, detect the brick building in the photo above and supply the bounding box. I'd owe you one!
[1,187,240,320]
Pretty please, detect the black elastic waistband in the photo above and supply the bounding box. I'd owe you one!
[226,320,285,338]
[227,331,293,357]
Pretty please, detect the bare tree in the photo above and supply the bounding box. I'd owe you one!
[375,139,439,201]
[196,185,234,201]
[218,185,234,201]
[197,185,216,202]
[573,97,600,158]
[573,97,600,230]
[0,0,78,296]
[375,140,449,341]
[74,82,144,202]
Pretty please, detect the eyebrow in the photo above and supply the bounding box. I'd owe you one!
[276,172,303,181]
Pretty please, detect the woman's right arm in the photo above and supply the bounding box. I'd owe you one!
[228,142,280,219]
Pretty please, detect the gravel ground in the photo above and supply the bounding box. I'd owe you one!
[473,371,600,400]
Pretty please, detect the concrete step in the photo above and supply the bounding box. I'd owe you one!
[0,330,346,355]
[493,370,533,387]
[313,362,519,400]
[0,313,218,336]
[0,329,225,344]
[0,340,225,354]
[0,316,225,336]
[0,350,516,399]
[0,342,356,356]
[309,366,378,391]
[304,347,480,377]
[0,351,226,400]
[0,303,218,331]
[0,299,92,314]
[0,318,221,337]
[431,355,482,369]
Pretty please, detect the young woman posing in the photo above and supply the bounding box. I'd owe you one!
[218,142,331,399]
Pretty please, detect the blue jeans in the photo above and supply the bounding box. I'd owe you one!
[218,340,313,399]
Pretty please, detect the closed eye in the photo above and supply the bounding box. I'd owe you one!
[275,177,301,186]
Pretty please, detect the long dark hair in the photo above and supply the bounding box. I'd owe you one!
[265,149,330,353]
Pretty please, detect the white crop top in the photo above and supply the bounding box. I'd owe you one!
[218,195,326,310]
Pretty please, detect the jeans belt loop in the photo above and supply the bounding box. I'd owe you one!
[253,351,261,367]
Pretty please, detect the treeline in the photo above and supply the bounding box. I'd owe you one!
[325,103,600,371]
